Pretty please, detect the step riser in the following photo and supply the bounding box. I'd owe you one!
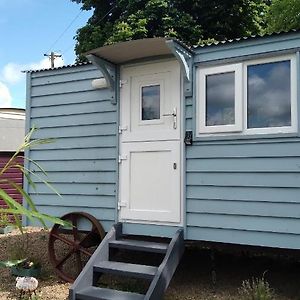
[76,286,144,300]
[71,223,184,300]
[110,244,166,254]
[109,239,169,254]
[94,266,155,280]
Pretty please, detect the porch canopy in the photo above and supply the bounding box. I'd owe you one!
[86,38,193,102]
[86,37,190,65]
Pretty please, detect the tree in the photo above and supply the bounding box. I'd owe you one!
[71,0,270,61]
[266,0,300,33]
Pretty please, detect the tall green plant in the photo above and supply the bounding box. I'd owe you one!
[0,127,70,232]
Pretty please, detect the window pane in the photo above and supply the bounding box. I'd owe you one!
[206,72,235,126]
[247,60,291,128]
[142,85,160,120]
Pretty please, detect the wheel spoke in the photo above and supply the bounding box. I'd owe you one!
[55,249,74,268]
[51,233,76,247]
[79,247,93,257]
[75,251,83,274]
[79,230,94,246]
[49,212,105,283]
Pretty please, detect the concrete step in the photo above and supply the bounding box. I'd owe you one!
[109,239,168,254]
[94,261,157,280]
[76,286,144,300]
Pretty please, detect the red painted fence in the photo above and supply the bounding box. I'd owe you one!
[0,153,24,211]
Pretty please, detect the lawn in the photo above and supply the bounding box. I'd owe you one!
[0,228,300,299]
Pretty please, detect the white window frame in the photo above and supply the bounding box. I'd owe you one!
[197,63,243,134]
[196,55,297,136]
[139,82,163,125]
[244,55,297,135]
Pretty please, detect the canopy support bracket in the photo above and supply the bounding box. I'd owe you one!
[165,40,193,96]
[86,54,117,104]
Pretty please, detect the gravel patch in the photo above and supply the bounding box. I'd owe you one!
[0,228,300,299]
[0,228,70,300]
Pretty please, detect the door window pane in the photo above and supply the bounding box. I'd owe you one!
[206,72,235,126]
[247,60,291,128]
[141,85,160,120]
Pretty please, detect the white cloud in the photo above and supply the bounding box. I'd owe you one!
[2,63,23,84]
[2,57,64,85]
[0,56,64,107]
[0,82,12,107]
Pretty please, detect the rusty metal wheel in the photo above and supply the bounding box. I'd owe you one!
[48,212,105,282]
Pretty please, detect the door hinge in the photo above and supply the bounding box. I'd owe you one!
[118,201,127,210]
[119,79,128,88]
[118,125,128,134]
[118,155,128,163]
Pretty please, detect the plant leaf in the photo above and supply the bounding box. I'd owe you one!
[0,259,26,268]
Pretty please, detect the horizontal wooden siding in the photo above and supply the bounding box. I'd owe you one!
[185,34,300,249]
[25,65,117,231]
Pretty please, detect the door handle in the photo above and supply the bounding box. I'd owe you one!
[163,107,177,129]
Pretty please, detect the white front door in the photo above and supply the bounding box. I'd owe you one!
[119,60,181,224]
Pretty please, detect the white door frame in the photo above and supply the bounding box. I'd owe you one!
[118,58,184,226]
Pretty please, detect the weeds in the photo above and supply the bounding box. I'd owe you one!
[238,273,274,300]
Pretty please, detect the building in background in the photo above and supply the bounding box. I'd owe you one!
[0,108,25,212]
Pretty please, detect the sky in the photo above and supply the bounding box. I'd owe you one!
[0,0,93,108]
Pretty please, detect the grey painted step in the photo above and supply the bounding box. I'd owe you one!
[76,286,144,300]
[94,261,157,280]
[109,239,168,254]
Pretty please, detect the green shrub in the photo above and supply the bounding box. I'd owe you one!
[238,274,274,300]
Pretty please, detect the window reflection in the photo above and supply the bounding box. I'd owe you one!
[206,72,235,126]
[142,85,160,120]
[247,60,291,128]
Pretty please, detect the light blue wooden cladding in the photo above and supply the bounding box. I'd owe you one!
[31,100,115,117]
[187,199,300,219]
[31,69,101,86]
[28,182,115,196]
[187,172,300,188]
[31,78,99,96]
[32,171,116,184]
[29,159,115,172]
[31,125,116,138]
[31,136,116,150]
[187,141,300,158]
[25,32,300,248]
[31,195,115,208]
[32,111,117,128]
[31,90,113,107]
[187,186,300,203]
[187,157,300,172]
[26,64,117,232]
[30,148,116,160]
[186,227,300,250]
[186,32,300,249]
[37,206,115,221]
